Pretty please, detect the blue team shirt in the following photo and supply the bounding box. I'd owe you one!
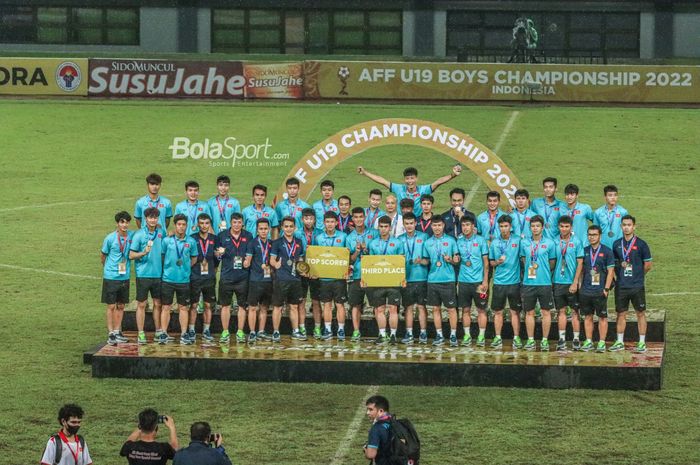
[580,244,614,295]
[390,183,432,216]
[613,236,652,289]
[531,197,566,240]
[134,195,172,230]
[271,236,305,282]
[553,236,584,285]
[130,227,165,278]
[174,200,211,235]
[190,233,220,280]
[457,234,489,283]
[218,229,253,282]
[207,195,241,234]
[346,228,379,281]
[161,235,198,284]
[364,207,386,229]
[511,208,536,239]
[562,202,594,246]
[246,236,274,282]
[368,236,405,256]
[241,204,279,235]
[295,227,324,250]
[312,199,340,229]
[489,235,521,285]
[520,237,557,286]
[476,209,507,242]
[275,198,311,230]
[399,231,429,283]
[421,235,459,283]
[594,204,629,248]
[313,229,349,282]
[102,231,134,280]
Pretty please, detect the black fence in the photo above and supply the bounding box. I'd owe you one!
[456,48,607,65]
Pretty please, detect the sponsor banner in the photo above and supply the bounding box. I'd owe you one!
[0,58,87,95]
[303,61,700,103]
[88,59,245,98]
[305,245,350,279]
[244,62,303,99]
[361,255,406,287]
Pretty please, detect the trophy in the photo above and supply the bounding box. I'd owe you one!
[296,259,310,275]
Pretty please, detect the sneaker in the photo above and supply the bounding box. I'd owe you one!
[609,341,625,352]
[374,335,387,345]
[235,330,245,343]
[107,333,117,346]
[248,332,257,343]
[449,334,458,347]
[220,330,231,344]
[179,334,193,345]
[390,334,398,345]
[137,333,147,345]
[633,341,647,353]
[581,340,594,352]
[432,335,445,346]
[540,339,550,351]
[321,328,333,340]
[299,326,307,337]
[187,329,196,341]
[165,334,175,342]
[490,336,503,349]
[115,332,129,343]
[557,338,567,351]
[418,332,428,344]
[401,334,414,344]
[313,327,322,340]
[524,339,536,351]
[257,331,271,341]
[157,333,168,345]
[572,338,581,351]
[202,329,214,342]
[337,328,346,341]
[476,334,486,347]
[291,330,307,341]
[351,330,362,342]
[512,336,523,350]
[596,341,606,353]
[462,334,473,346]
[272,331,281,343]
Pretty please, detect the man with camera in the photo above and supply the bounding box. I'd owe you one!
[173,422,232,465]
[120,409,178,464]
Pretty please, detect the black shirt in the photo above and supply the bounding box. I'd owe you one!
[120,440,175,465]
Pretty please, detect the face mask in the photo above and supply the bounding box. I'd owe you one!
[65,424,80,436]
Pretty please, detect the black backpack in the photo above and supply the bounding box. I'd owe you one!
[48,434,85,465]
[378,416,421,465]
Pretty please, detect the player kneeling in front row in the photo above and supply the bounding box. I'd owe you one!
[579,225,614,352]
[553,216,584,351]
[244,218,274,343]
[101,211,134,345]
[399,213,429,344]
[270,217,306,341]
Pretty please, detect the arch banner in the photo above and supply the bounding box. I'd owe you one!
[273,118,522,208]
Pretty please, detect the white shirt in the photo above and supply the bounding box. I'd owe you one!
[41,434,92,465]
[373,213,405,237]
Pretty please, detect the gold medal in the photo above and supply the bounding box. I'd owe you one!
[466,260,472,267]
[436,261,443,267]
[532,263,538,269]
[176,259,183,266]
[621,261,628,268]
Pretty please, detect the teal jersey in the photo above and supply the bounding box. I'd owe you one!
[134,195,172,230]
[130,227,165,278]
[207,195,241,234]
[161,235,198,284]
[390,182,432,216]
[593,204,629,248]
[313,229,349,282]
[421,235,459,283]
[345,228,379,280]
[457,234,489,283]
[242,204,279,235]
[275,198,311,230]
[520,237,557,286]
[368,236,405,256]
[511,208,536,239]
[364,207,386,229]
[476,209,507,242]
[531,197,566,240]
[295,227,324,250]
[562,202,594,246]
[312,199,339,229]
[174,200,212,235]
[553,235,584,285]
[489,235,521,285]
[101,231,134,280]
[399,231,429,283]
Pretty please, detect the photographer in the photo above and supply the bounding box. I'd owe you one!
[173,422,232,465]
[120,409,178,464]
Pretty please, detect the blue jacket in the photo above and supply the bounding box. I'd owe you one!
[173,441,232,465]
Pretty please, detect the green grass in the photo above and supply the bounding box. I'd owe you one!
[1,100,699,465]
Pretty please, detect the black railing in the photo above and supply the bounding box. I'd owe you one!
[456,48,607,65]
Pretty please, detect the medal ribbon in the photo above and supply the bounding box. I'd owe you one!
[621,236,637,262]
[255,205,265,220]
[560,238,570,260]
[338,214,350,231]
[174,237,185,263]
[365,208,380,229]
[147,196,160,209]
[488,211,498,237]
[199,235,210,258]
[258,238,271,264]
[216,196,228,221]
[59,431,80,464]
[284,238,298,261]
[304,228,313,247]
[499,237,510,257]
[149,228,158,242]
[567,204,578,220]
[589,245,601,269]
[516,210,527,234]
[530,239,541,265]
[117,233,128,260]
[381,239,390,255]
[406,234,416,260]
[544,202,553,225]
[187,202,198,228]
[419,217,431,233]
[229,232,243,252]
[287,201,297,219]
[606,207,617,229]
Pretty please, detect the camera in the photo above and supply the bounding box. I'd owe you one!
[209,433,219,443]
[158,415,167,424]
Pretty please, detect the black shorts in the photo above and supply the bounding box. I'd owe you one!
[491,284,522,312]
[401,282,427,308]
[135,277,161,302]
[218,279,248,308]
[248,281,273,306]
[319,279,347,304]
[347,280,367,307]
[553,284,580,311]
[579,293,608,317]
[457,282,488,310]
[615,287,647,312]
[272,280,303,307]
[521,285,555,311]
[426,283,457,308]
[190,277,217,305]
[301,277,321,301]
[161,281,190,306]
[101,279,130,305]
[368,288,401,307]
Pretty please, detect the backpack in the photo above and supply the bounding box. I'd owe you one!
[49,434,85,465]
[378,416,421,465]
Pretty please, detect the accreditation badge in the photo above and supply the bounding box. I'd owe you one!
[200,260,209,275]
[527,265,537,280]
[263,265,271,279]
[591,269,600,286]
[624,263,633,277]
[118,260,127,275]
[220,221,227,232]
[233,256,243,270]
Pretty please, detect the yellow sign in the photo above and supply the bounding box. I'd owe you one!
[305,245,350,279]
[273,118,523,209]
[361,255,406,287]
[0,58,88,95]
[304,61,700,103]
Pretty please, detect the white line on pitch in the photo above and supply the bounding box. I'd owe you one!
[0,198,120,213]
[649,291,700,296]
[0,263,100,280]
[465,110,519,208]
[329,384,379,465]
